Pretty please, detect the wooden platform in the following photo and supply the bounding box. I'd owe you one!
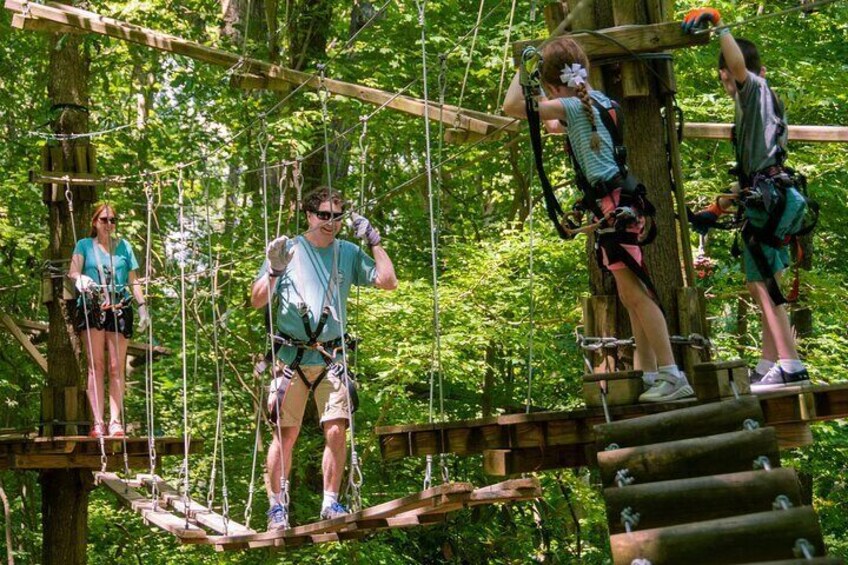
[375,384,848,475]
[0,435,201,470]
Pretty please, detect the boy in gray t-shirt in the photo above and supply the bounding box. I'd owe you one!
[683,7,810,390]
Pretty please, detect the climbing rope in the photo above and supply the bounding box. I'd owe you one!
[202,171,230,532]
[142,179,160,508]
[415,0,449,487]
[452,0,486,127]
[176,168,193,528]
[64,183,108,472]
[526,154,536,414]
[318,63,365,512]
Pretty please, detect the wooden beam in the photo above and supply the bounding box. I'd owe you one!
[230,74,515,138]
[11,13,85,34]
[4,1,517,139]
[0,313,48,374]
[685,122,848,143]
[512,21,710,65]
[483,445,589,475]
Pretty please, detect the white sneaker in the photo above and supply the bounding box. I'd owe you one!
[639,372,695,403]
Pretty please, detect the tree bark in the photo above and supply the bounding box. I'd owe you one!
[42,28,94,565]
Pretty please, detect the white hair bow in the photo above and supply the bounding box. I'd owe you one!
[560,63,588,87]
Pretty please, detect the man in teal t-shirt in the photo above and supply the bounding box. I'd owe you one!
[251,186,397,530]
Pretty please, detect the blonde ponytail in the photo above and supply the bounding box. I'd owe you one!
[575,83,601,152]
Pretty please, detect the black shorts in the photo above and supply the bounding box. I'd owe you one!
[76,304,134,339]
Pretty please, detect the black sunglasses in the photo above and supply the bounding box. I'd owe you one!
[98,217,118,224]
[312,211,344,221]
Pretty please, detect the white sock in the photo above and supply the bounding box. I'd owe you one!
[779,359,806,374]
[658,364,681,380]
[269,479,289,508]
[755,358,775,375]
[322,491,338,510]
[642,371,658,386]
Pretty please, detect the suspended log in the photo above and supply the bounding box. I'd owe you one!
[597,427,780,487]
[609,507,825,565]
[594,396,763,450]
[603,468,802,534]
[740,558,844,565]
[582,370,643,407]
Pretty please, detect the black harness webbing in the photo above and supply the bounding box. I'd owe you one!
[521,73,660,299]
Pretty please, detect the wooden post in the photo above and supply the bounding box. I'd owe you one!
[543,2,567,34]
[582,295,619,372]
[611,0,649,98]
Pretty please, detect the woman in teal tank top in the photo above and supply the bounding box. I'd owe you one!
[68,203,149,438]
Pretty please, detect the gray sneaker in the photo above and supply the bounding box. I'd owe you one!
[319,502,350,520]
[266,503,289,531]
[638,373,695,403]
[750,364,780,386]
[751,367,810,392]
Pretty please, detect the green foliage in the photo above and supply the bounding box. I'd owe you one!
[1,0,848,563]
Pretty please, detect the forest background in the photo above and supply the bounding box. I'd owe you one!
[0,0,847,563]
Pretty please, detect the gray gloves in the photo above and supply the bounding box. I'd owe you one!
[75,274,98,294]
[137,304,150,332]
[266,236,293,276]
[349,212,381,247]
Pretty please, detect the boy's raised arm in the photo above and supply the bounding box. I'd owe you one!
[682,7,748,84]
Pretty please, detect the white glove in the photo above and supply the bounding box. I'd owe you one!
[137,304,150,332]
[349,212,382,247]
[266,236,293,276]
[75,274,98,293]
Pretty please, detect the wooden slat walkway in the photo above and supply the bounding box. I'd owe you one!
[375,384,848,475]
[211,478,541,552]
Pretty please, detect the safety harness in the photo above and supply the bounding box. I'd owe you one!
[520,48,660,299]
[727,89,819,306]
[256,239,360,417]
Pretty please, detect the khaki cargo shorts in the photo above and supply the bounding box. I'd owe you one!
[267,364,350,428]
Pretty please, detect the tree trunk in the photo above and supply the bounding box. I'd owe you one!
[41,28,94,565]
[586,0,686,357]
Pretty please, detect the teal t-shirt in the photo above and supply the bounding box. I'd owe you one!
[256,235,377,366]
[559,90,620,185]
[72,237,139,304]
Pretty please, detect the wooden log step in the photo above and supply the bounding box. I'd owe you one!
[597,427,780,488]
[609,507,825,565]
[97,473,208,542]
[595,396,763,450]
[138,475,254,536]
[603,468,802,534]
[739,558,843,565]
